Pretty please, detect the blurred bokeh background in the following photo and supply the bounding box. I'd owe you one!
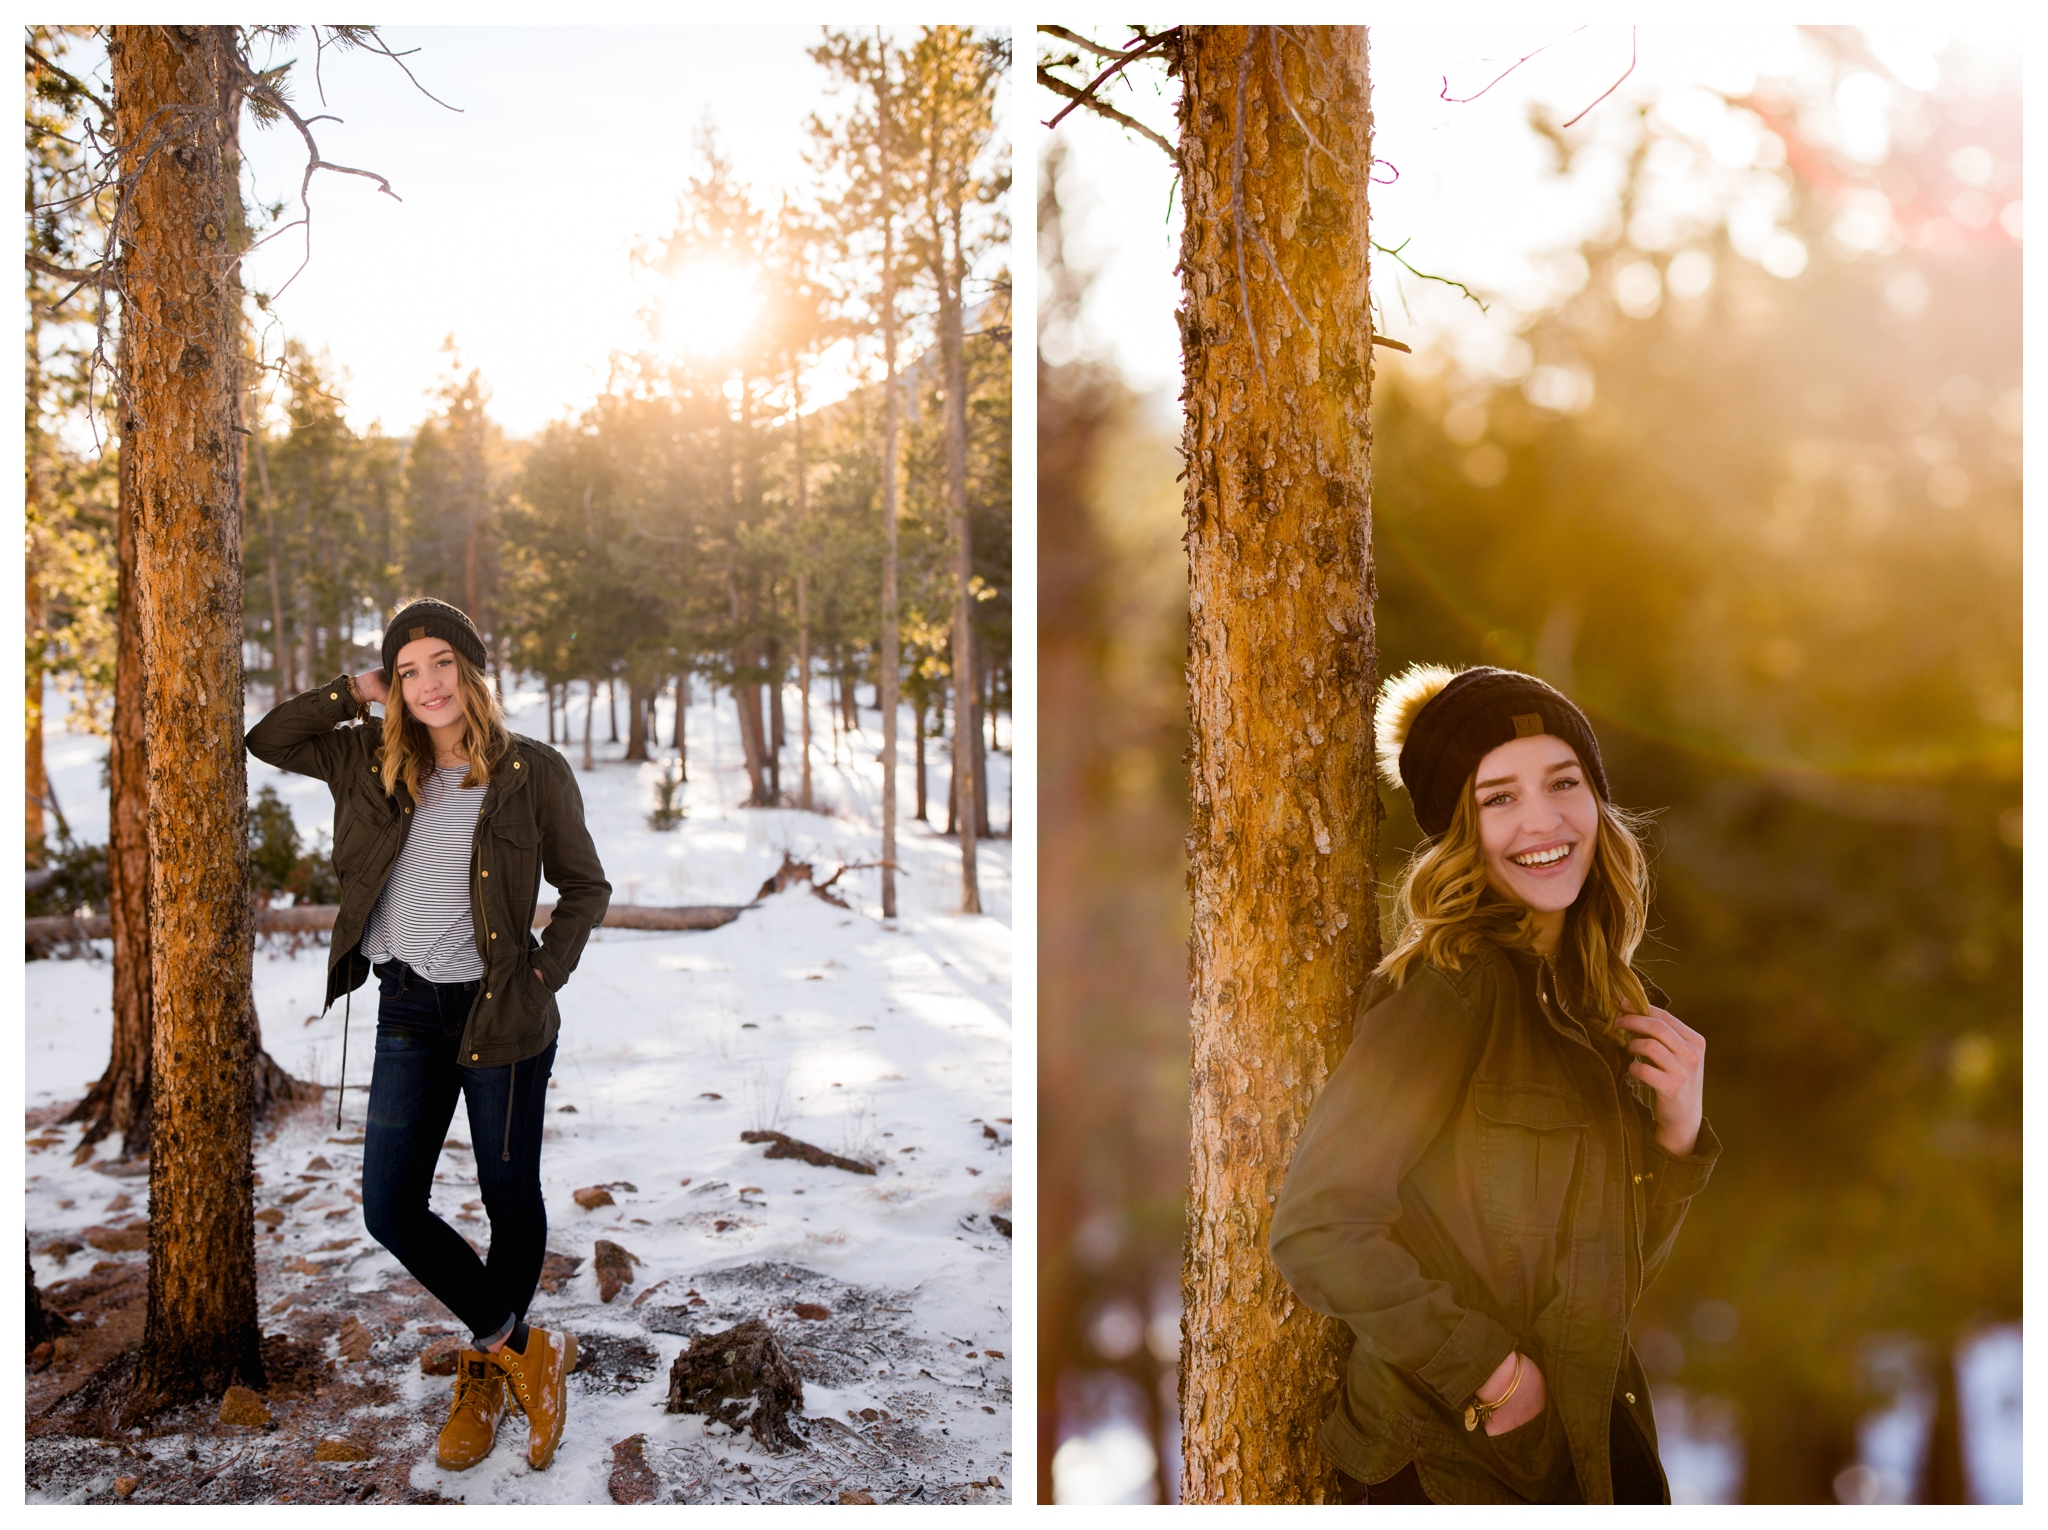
[1038,23,2019,1505]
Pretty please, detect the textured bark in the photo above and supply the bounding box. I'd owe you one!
[65,431,154,1160]
[1177,26,1380,1505]
[114,22,265,1408]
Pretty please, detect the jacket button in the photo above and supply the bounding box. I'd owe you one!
[481,870,489,877]
[513,761,521,769]
[485,993,492,1000]
[1625,1392,1637,1405]
[1633,1172,1644,1184]
[490,932,497,940]
[329,692,339,700]
[471,1053,479,1061]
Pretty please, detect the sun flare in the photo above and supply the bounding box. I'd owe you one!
[661,258,763,359]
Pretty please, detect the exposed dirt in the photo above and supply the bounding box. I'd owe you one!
[26,1106,1012,1505]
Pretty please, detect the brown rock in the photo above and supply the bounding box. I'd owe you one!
[83,1223,148,1253]
[281,1187,315,1205]
[105,1192,134,1212]
[305,1157,333,1173]
[114,1476,139,1497]
[283,1257,325,1276]
[419,1337,463,1376]
[254,1208,286,1227]
[336,1315,374,1363]
[38,1238,84,1265]
[608,1433,659,1504]
[593,1239,641,1303]
[220,1385,271,1426]
[838,1489,876,1504]
[313,1438,372,1462]
[536,1250,584,1293]
[573,1186,615,1212]
[794,1303,831,1321]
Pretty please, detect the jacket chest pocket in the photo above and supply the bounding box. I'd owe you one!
[1474,1083,1587,1236]
[488,815,541,919]
[334,782,396,878]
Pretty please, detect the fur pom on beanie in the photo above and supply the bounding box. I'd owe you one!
[1374,663,1609,837]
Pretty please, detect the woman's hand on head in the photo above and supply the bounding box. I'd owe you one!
[1479,1350,1547,1436]
[356,668,390,706]
[1616,1006,1705,1156]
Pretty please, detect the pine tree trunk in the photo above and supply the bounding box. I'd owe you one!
[941,226,980,911]
[1177,25,1381,1504]
[625,679,651,762]
[27,572,48,857]
[767,637,785,798]
[913,692,929,823]
[1920,1341,1969,1504]
[797,574,814,812]
[114,21,266,1410]
[878,177,902,918]
[583,677,596,771]
[66,429,154,1161]
[1742,1376,1861,1503]
[608,676,619,743]
[674,669,689,777]
[972,645,991,839]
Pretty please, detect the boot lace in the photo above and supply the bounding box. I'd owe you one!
[451,1363,500,1419]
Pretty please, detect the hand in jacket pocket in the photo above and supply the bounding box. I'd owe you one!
[1478,1351,1548,1436]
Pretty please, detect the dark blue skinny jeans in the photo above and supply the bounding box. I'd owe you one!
[359,960,555,1345]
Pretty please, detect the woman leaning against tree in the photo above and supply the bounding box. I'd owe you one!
[246,597,610,1474]
[1270,665,1718,1504]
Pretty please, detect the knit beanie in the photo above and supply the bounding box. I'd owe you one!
[1375,664,1609,838]
[381,597,488,680]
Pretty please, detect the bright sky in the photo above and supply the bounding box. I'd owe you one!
[220,24,1004,438]
[1043,20,2014,401]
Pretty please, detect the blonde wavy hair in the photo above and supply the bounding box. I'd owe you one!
[1373,663,1654,1024]
[378,645,511,801]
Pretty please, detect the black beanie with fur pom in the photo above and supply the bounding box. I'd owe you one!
[1375,664,1609,838]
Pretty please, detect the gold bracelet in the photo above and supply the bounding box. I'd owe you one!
[1464,1353,1524,1432]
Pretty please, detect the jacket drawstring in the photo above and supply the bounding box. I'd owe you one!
[335,986,351,1132]
[502,1060,516,1162]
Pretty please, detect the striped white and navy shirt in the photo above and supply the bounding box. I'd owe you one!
[359,765,488,982]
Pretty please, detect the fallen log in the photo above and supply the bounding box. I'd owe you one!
[739,1130,878,1177]
[29,900,748,949]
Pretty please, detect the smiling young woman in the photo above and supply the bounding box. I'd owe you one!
[1269,664,1718,1504]
[245,597,610,1475]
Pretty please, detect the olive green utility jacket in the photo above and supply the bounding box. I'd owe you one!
[246,678,612,1067]
[1269,942,1721,1504]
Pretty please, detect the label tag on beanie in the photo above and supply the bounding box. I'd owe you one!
[411,626,427,641]
[1512,712,1544,738]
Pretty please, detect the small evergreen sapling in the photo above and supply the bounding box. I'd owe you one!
[648,758,686,831]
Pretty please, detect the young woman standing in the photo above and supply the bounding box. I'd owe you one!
[247,598,610,1473]
[1270,664,1717,1504]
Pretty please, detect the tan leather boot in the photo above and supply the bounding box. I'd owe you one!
[436,1351,510,1471]
[494,1325,577,1470]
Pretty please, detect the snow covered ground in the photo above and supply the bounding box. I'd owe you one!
[26,675,1013,1505]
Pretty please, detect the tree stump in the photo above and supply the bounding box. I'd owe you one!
[664,1318,805,1452]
